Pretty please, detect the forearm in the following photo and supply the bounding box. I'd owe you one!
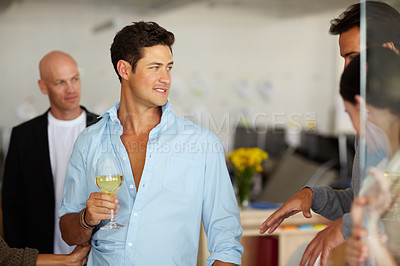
[310,186,353,220]
[36,254,72,266]
[60,212,93,245]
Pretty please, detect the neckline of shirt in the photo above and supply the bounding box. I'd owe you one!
[48,109,86,126]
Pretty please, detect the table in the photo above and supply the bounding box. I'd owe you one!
[197,208,335,266]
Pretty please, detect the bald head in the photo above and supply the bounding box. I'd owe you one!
[39,51,78,81]
[38,50,82,120]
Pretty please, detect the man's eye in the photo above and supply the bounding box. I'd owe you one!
[56,81,64,85]
[167,66,173,71]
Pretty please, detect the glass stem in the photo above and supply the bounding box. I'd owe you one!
[110,208,115,224]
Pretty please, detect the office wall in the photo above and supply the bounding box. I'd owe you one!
[0,0,353,152]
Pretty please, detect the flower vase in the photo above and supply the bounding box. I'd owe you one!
[236,167,255,209]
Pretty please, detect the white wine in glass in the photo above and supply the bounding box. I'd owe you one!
[96,175,124,196]
[95,157,125,230]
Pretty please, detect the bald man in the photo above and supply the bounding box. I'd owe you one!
[1,51,98,254]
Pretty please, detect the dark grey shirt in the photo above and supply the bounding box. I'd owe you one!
[309,137,361,239]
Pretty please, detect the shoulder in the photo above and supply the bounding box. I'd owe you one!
[77,116,108,142]
[80,106,101,126]
[11,112,47,133]
[167,112,223,146]
[168,112,206,134]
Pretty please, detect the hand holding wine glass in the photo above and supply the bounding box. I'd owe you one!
[95,157,125,230]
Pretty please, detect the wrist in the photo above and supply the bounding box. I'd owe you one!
[301,187,313,199]
[79,208,96,230]
[36,254,70,266]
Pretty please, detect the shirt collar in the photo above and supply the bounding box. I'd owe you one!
[100,100,172,123]
[100,102,120,122]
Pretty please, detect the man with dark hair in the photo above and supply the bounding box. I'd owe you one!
[330,1,400,51]
[260,1,400,265]
[59,21,243,265]
[2,51,98,254]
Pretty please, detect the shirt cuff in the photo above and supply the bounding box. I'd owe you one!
[207,252,242,266]
[304,186,328,212]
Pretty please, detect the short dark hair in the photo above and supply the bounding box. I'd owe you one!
[340,47,400,116]
[110,21,175,81]
[330,1,400,48]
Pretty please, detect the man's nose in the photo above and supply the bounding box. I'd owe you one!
[159,69,171,84]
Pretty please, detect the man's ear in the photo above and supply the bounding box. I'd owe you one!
[355,95,371,112]
[382,42,399,54]
[38,80,48,95]
[355,95,363,107]
[117,60,131,81]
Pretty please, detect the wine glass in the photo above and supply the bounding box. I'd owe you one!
[95,157,125,230]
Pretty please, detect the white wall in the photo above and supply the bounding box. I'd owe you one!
[0,0,354,152]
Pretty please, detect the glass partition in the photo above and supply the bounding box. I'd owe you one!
[356,0,400,264]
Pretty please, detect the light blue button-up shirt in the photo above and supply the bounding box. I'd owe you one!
[59,101,243,265]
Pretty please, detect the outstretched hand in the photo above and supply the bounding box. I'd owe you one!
[300,217,345,266]
[259,188,313,234]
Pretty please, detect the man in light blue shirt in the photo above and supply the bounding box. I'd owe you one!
[59,21,243,266]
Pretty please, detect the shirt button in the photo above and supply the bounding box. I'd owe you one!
[123,156,126,160]
[133,212,138,217]
[130,185,134,189]
[149,155,152,158]
[128,242,133,247]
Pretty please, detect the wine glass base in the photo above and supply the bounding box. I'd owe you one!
[99,222,125,230]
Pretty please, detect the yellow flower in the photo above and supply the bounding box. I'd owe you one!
[227,147,268,173]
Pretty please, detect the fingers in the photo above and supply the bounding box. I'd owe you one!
[300,243,325,266]
[347,237,369,265]
[86,193,120,225]
[300,241,320,266]
[72,244,92,265]
[79,244,92,253]
[346,226,369,265]
[302,209,312,219]
[259,220,269,234]
[300,191,313,219]
[300,199,313,219]
[87,193,119,208]
[82,241,91,247]
[88,192,118,203]
[351,197,367,226]
[259,209,280,234]
[300,220,345,266]
[354,196,368,205]
[259,209,294,234]
[71,243,92,258]
[319,248,330,266]
[260,188,313,235]
[358,243,369,263]
[352,225,367,240]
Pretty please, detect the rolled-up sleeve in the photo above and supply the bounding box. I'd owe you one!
[202,136,243,266]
